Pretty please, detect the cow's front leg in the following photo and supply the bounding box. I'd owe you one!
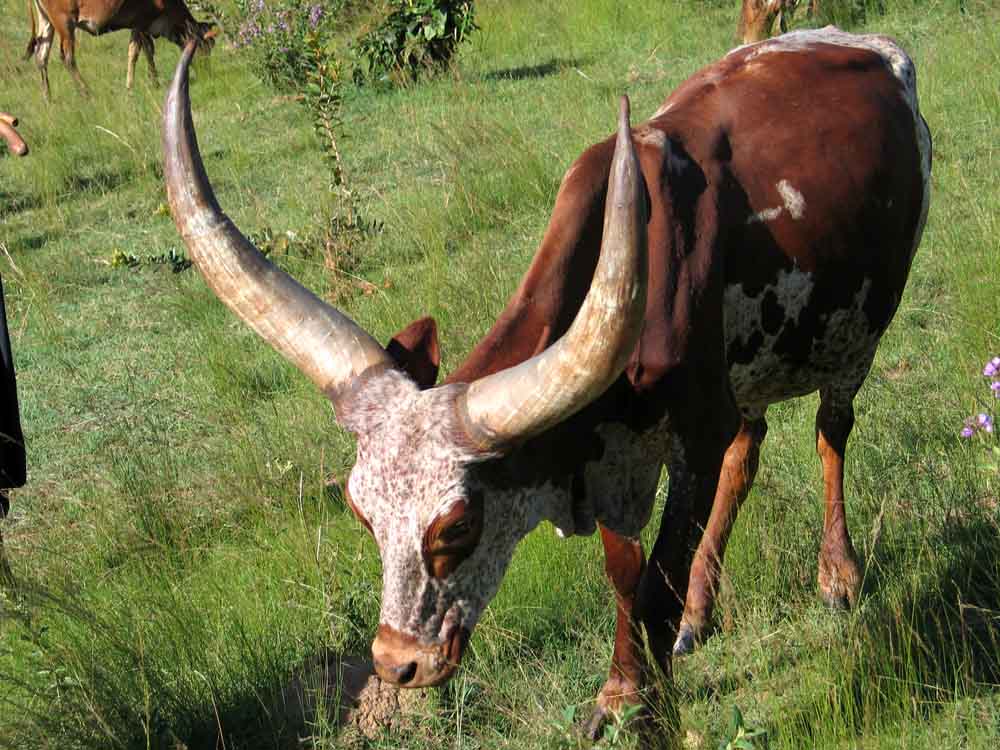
[675,415,767,654]
[585,524,646,740]
[816,389,861,608]
[638,432,732,676]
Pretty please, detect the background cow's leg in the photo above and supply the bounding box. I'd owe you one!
[674,413,767,654]
[140,33,158,86]
[586,524,646,739]
[638,432,732,677]
[126,31,140,89]
[56,22,89,96]
[816,385,862,608]
[32,11,55,100]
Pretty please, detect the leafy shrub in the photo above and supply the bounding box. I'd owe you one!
[233,0,343,91]
[354,0,478,84]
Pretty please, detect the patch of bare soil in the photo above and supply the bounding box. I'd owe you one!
[282,651,432,741]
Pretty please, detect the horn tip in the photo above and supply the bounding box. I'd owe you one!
[618,95,631,133]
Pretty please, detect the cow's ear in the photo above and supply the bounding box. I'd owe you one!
[386,316,440,389]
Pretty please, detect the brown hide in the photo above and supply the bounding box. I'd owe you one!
[446,40,925,418]
[436,33,928,686]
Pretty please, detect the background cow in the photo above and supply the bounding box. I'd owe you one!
[739,0,819,43]
[164,26,930,737]
[24,0,214,99]
[127,30,158,90]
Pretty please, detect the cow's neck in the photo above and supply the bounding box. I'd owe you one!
[444,139,614,386]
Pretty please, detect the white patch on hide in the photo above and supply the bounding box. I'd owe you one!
[777,180,805,219]
[724,271,882,408]
[634,125,667,149]
[747,180,805,224]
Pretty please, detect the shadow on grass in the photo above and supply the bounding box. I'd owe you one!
[64,166,132,195]
[0,574,416,749]
[483,57,590,82]
[775,511,1000,742]
[0,190,43,220]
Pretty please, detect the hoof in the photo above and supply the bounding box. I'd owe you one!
[818,550,860,610]
[672,621,697,656]
[582,676,644,741]
[820,587,852,610]
[581,701,645,743]
[582,704,611,742]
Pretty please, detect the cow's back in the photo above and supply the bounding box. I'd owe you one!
[649,28,931,412]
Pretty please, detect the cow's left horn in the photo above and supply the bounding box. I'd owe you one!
[460,97,647,452]
[162,42,392,403]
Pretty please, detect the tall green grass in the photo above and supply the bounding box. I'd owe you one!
[2,0,999,747]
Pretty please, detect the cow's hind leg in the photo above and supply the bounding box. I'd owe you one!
[139,32,158,86]
[586,524,646,740]
[55,21,88,96]
[126,31,140,89]
[816,384,863,608]
[674,414,767,654]
[32,9,55,100]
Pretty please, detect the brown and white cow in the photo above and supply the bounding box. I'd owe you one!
[163,27,930,734]
[0,113,29,157]
[24,0,214,99]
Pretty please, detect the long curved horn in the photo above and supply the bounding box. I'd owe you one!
[163,42,392,403]
[460,97,647,451]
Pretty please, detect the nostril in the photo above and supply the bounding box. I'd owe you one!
[394,660,418,685]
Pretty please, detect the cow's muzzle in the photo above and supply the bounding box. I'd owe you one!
[371,623,470,688]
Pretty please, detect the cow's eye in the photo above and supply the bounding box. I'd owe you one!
[423,492,484,578]
[439,518,475,545]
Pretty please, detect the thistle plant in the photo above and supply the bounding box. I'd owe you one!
[960,356,1000,439]
[960,355,1000,480]
[233,0,343,91]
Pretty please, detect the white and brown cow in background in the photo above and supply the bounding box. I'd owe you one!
[24,0,214,99]
[163,27,930,736]
[739,0,819,43]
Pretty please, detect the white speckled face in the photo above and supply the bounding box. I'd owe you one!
[343,369,547,646]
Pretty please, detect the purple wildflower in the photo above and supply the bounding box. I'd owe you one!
[308,4,324,27]
[253,0,265,13]
[991,380,1000,397]
[978,413,994,433]
[985,356,1000,377]
[961,425,975,438]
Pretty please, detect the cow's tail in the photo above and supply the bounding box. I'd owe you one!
[23,0,37,60]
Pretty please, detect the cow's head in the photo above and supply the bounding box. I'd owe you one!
[163,43,646,687]
[154,9,216,56]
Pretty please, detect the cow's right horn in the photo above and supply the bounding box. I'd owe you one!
[459,96,647,453]
[163,42,392,405]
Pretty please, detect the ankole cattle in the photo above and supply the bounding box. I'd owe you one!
[0,114,28,156]
[24,0,214,99]
[164,27,930,733]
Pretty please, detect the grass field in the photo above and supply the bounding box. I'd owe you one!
[2,0,999,747]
